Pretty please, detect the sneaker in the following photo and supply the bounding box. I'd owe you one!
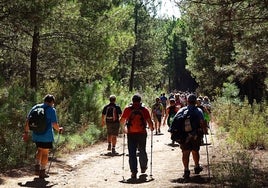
[107,144,111,151]
[141,167,147,173]
[183,170,190,179]
[112,148,116,154]
[131,172,137,179]
[194,166,203,174]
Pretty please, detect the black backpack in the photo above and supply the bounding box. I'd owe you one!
[105,105,118,123]
[168,108,193,143]
[28,105,48,134]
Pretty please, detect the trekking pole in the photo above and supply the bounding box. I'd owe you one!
[122,133,126,182]
[47,132,61,174]
[204,134,210,178]
[150,129,153,179]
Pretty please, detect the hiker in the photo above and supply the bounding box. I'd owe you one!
[196,97,209,135]
[174,93,182,108]
[120,94,154,179]
[160,93,168,113]
[163,98,180,128]
[23,94,63,178]
[151,97,164,135]
[101,95,122,154]
[163,98,180,145]
[176,94,205,179]
[196,97,210,146]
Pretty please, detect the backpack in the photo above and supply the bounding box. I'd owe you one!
[153,103,162,116]
[28,105,48,134]
[105,105,118,123]
[126,106,147,133]
[168,108,193,143]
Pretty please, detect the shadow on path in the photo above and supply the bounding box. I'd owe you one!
[18,177,57,188]
[119,174,154,184]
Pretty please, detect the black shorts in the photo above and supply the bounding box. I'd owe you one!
[35,142,53,149]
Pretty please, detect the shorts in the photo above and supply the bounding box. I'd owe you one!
[153,115,162,123]
[35,142,53,149]
[106,122,120,136]
[180,135,201,152]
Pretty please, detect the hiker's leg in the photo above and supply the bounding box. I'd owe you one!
[112,135,117,147]
[192,137,201,167]
[182,150,191,170]
[127,134,138,173]
[40,148,49,170]
[111,123,120,147]
[192,150,200,166]
[138,134,148,170]
[36,147,42,164]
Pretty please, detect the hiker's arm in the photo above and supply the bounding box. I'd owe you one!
[162,108,168,126]
[24,120,30,133]
[23,120,30,142]
[147,118,154,131]
[52,122,63,133]
[119,117,128,133]
[101,114,106,127]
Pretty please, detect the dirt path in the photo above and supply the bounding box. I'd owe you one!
[0,124,216,188]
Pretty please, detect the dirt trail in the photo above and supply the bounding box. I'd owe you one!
[0,124,216,188]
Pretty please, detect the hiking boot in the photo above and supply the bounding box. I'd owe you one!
[141,167,147,173]
[107,144,111,151]
[34,164,40,175]
[194,166,203,174]
[131,172,137,179]
[183,170,190,179]
[39,169,49,179]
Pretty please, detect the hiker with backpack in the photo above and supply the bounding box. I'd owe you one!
[23,94,63,179]
[169,94,205,179]
[101,95,122,154]
[160,93,168,113]
[120,94,154,179]
[151,97,164,135]
[162,98,180,144]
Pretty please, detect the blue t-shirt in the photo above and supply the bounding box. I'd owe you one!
[28,103,58,142]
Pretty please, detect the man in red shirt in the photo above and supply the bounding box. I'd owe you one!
[120,94,154,179]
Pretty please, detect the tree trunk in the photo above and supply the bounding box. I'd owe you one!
[30,25,40,89]
[129,3,139,92]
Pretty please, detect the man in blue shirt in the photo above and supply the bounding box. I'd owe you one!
[24,94,63,178]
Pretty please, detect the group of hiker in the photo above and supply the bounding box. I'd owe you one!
[101,92,211,179]
[23,92,211,180]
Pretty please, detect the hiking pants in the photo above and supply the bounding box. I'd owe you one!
[127,133,148,173]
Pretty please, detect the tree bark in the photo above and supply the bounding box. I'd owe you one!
[30,25,40,89]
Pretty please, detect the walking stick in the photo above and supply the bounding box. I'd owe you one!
[122,133,126,182]
[204,134,210,178]
[150,130,153,179]
[47,132,61,174]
